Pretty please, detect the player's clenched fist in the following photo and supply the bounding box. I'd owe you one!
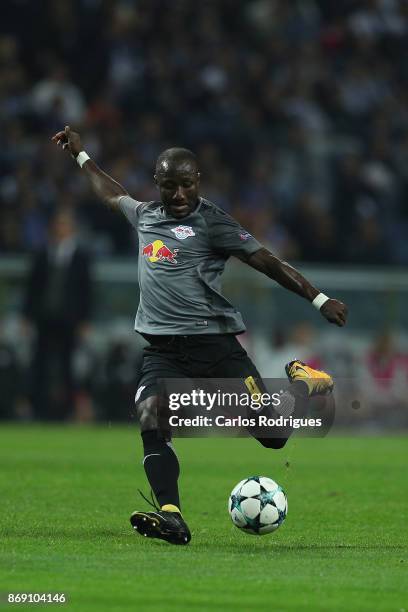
[320,299,348,327]
[51,125,82,158]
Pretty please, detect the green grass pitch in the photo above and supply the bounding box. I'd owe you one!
[0,425,407,611]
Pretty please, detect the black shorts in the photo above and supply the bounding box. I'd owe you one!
[135,334,262,405]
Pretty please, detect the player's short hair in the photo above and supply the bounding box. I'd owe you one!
[155,147,198,175]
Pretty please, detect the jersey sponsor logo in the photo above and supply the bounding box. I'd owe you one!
[142,240,178,264]
[171,225,196,240]
[239,231,252,241]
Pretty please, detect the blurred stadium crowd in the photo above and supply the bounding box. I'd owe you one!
[1,0,408,263]
[1,0,408,423]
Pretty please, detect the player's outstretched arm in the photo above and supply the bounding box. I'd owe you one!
[51,126,128,209]
[246,247,348,327]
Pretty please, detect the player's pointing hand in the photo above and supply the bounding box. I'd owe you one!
[320,299,348,327]
[51,125,82,158]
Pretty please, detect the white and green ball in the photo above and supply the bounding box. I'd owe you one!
[228,476,288,535]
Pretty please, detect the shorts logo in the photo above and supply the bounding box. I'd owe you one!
[239,232,252,241]
[171,225,195,240]
[135,385,146,403]
[142,240,178,264]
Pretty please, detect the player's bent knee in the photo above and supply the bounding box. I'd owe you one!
[137,396,159,431]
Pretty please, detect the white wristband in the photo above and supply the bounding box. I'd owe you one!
[76,151,90,168]
[312,293,330,310]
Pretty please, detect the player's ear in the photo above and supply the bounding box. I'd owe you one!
[154,174,159,188]
[196,172,201,185]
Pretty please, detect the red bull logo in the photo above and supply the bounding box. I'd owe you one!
[142,240,178,264]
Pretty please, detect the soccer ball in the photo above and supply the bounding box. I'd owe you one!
[228,476,288,535]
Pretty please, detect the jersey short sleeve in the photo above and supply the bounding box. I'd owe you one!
[118,195,143,228]
[205,208,262,259]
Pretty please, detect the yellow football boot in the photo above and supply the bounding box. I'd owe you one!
[285,360,334,397]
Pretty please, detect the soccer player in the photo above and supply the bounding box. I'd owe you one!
[52,126,347,545]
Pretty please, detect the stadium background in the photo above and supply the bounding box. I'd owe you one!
[1,0,408,426]
[1,3,407,611]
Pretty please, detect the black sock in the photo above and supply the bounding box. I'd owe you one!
[291,380,309,399]
[256,436,289,449]
[254,382,309,449]
[141,430,180,509]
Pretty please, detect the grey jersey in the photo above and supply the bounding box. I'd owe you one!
[119,195,262,335]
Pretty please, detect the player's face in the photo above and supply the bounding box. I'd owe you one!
[155,162,200,219]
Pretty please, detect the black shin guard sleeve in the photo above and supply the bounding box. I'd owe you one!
[254,382,309,450]
[141,430,180,509]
